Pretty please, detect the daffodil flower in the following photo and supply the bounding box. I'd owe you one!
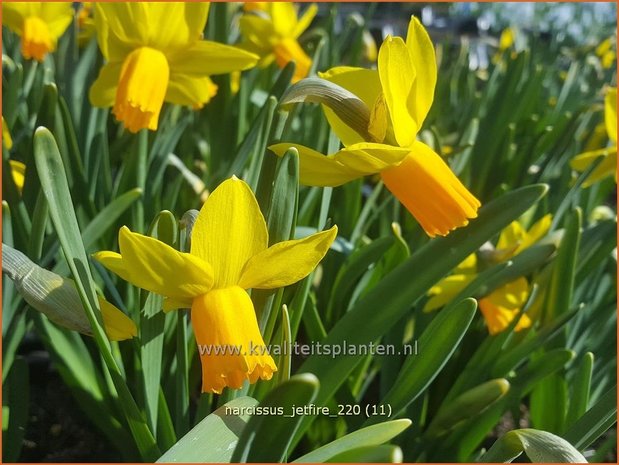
[9,160,26,195]
[2,117,13,151]
[89,3,259,133]
[571,87,617,187]
[425,214,552,335]
[270,17,480,237]
[2,2,74,62]
[595,37,616,69]
[239,2,317,82]
[94,177,337,393]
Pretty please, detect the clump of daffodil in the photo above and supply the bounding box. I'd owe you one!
[89,3,259,133]
[271,16,480,237]
[2,2,74,62]
[94,177,337,393]
[425,214,552,335]
[571,87,617,187]
[239,2,317,82]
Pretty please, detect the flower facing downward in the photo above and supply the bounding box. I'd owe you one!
[239,3,317,82]
[425,214,552,335]
[570,87,617,187]
[89,3,259,133]
[270,17,480,237]
[2,2,74,61]
[94,177,337,393]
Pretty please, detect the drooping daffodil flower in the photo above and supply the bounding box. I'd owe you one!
[270,16,480,237]
[425,214,552,335]
[89,3,259,133]
[571,87,617,187]
[94,177,337,393]
[595,37,616,70]
[239,2,317,82]
[2,2,74,62]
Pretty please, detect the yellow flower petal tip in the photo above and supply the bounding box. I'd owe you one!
[192,286,277,393]
[99,297,137,341]
[380,142,481,237]
[113,47,170,133]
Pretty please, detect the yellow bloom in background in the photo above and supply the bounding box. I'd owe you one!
[239,2,317,82]
[94,177,337,393]
[271,17,480,237]
[2,117,13,150]
[595,37,616,69]
[77,2,96,47]
[9,160,26,195]
[425,214,552,335]
[2,2,74,61]
[499,27,515,51]
[571,87,617,187]
[89,3,259,133]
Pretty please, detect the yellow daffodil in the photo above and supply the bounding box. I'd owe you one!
[89,3,259,133]
[3,117,13,150]
[595,37,616,69]
[239,2,317,82]
[499,27,515,52]
[94,177,337,393]
[425,214,552,335]
[9,160,26,195]
[2,2,74,62]
[571,87,617,186]
[271,17,480,237]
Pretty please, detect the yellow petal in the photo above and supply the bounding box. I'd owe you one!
[273,38,311,82]
[239,226,337,289]
[3,117,13,150]
[270,2,298,37]
[496,220,526,255]
[292,4,317,39]
[96,227,214,300]
[516,213,552,254]
[162,297,192,312]
[405,16,437,127]
[424,274,475,312]
[239,15,277,56]
[269,142,410,186]
[571,146,618,186]
[380,141,481,237]
[191,286,277,393]
[2,3,34,35]
[166,74,218,109]
[456,253,477,273]
[605,87,617,143]
[40,2,74,39]
[9,160,26,195]
[167,41,259,76]
[89,62,121,108]
[98,296,137,341]
[319,66,382,146]
[378,36,417,147]
[191,177,268,288]
[113,47,169,132]
[478,278,531,335]
[93,3,141,61]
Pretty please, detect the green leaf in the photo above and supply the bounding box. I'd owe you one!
[33,127,159,460]
[566,352,594,427]
[326,445,403,463]
[2,357,29,462]
[156,397,258,463]
[376,298,477,422]
[563,385,617,451]
[292,185,548,443]
[425,379,510,438]
[479,428,587,463]
[231,374,319,463]
[293,419,411,463]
